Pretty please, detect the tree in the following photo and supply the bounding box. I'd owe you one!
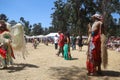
[43,28,49,35]
[32,23,43,35]
[51,0,120,36]
[0,14,8,21]
[100,0,120,36]
[9,20,17,26]
[51,0,68,32]
[20,17,32,35]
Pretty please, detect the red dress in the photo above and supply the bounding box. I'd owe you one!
[0,48,6,58]
[0,30,15,59]
[87,29,101,73]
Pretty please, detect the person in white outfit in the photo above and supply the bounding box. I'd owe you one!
[54,35,59,49]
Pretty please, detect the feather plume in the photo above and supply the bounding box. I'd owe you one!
[101,34,108,68]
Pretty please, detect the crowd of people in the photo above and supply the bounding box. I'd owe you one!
[0,13,119,77]
[107,36,120,52]
[54,13,109,76]
[54,31,84,60]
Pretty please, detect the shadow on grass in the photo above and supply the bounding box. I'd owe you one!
[71,58,78,60]
[49,66,89,80]
[0,63,39,73]
[87,70,120,80]
[101,70,120,77]
[49,66,120,80]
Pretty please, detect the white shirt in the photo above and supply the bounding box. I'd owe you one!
[54,36,58,43]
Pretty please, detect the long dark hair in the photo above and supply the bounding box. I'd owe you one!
[64,32,70,43]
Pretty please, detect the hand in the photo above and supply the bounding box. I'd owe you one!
[0,43,3,47]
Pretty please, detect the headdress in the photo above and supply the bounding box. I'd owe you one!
[0,20,6,27]
[0,20,9,31]
[92,13,103,20]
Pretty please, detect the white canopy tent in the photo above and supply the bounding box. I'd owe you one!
[36,35,45,38]
[25,33,59,39]
[25,35,45,39]
[45,33,59,37]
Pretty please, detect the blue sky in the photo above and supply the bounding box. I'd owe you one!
[0,0,120,28]
[0,0,55,28]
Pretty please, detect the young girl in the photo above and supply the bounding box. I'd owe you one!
[63,32,72,60]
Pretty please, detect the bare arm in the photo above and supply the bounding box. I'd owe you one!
[87,23,92,44]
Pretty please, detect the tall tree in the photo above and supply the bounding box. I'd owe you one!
[51,0,120,36]
[100,0,120,36]
[51,0,68,32]
[20,17,31,35]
